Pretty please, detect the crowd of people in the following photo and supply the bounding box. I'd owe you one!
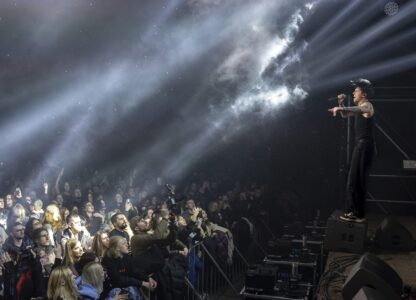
[0,167,268,300]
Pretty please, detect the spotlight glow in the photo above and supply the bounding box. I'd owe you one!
[2,0,413,186]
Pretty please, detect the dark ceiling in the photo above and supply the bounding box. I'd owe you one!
[0,0,415,210]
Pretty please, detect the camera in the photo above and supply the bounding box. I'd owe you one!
[164,183,181,214]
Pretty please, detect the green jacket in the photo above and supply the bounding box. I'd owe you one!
[130,218,176,257]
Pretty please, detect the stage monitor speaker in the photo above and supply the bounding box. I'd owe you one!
[374,218,415,251]
[352,286,388,300]
[342,252,402,300]
[324,210,367,253]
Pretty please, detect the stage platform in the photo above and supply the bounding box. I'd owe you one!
[317,213,416,300]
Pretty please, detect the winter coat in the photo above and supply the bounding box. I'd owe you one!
[2,235,34,299]
[101,254,147,289]
[155,254,188,300]
[130,219,176,257]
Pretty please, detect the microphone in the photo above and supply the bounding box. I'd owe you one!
[327,94,348,101]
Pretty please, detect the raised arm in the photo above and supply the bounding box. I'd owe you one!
[329,95,374,118]
[339,101,373,116]
[55,167,64,194]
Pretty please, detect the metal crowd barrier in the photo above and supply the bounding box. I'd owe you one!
[140,238,249,300]
[234,217,270,262]
[187,240,249,299]
[138,217,273,300]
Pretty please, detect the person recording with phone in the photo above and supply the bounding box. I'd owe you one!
[124,197,139,220]
[130,208,177,258]
[328,78,376,223]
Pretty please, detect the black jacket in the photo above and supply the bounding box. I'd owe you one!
[101,254,147,288]
[32,254,62,298]
[155,254,188,300]
[2,236,34,299]
[109,229,130,246]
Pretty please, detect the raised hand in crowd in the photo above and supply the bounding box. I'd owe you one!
[0,251,12,269]
[54,242,63,259]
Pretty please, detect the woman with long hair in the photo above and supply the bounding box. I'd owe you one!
[61,207,70,230]
[78,262,104,300]
[47,266,79,300]
[91,230,110,260]
[77,262,127,300]
[101,236,156,294]
[142,208,154,232]
[42,203,63,247]
[63,238,84,275]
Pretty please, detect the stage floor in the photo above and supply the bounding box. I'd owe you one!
[317,214,416,300]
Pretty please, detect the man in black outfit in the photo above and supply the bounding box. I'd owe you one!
[328,78,375,223]
[109,212,130,245]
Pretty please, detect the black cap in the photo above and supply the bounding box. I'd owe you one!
[350,78,374,98]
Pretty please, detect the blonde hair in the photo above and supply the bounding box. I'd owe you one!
[106,236,124,259]
[34,199,43,211]
[81,262,104,294]
[47,266,78,300]
[12,203,26,221]
[42,204,62,232]
[63,238,81,266]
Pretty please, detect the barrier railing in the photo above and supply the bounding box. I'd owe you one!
[138,218,270,299]
[233,217,269,262]
[139,238,249,300]
[188,239,249,299]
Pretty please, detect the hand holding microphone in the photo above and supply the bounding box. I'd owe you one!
[328,93,347,104]
[328,93,346,117]
[337,93,346,105]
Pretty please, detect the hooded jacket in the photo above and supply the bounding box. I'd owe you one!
[78,282,100,300]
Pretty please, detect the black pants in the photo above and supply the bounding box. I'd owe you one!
[346,139,375,218]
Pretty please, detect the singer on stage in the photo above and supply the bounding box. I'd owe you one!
[328,79,375,223]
